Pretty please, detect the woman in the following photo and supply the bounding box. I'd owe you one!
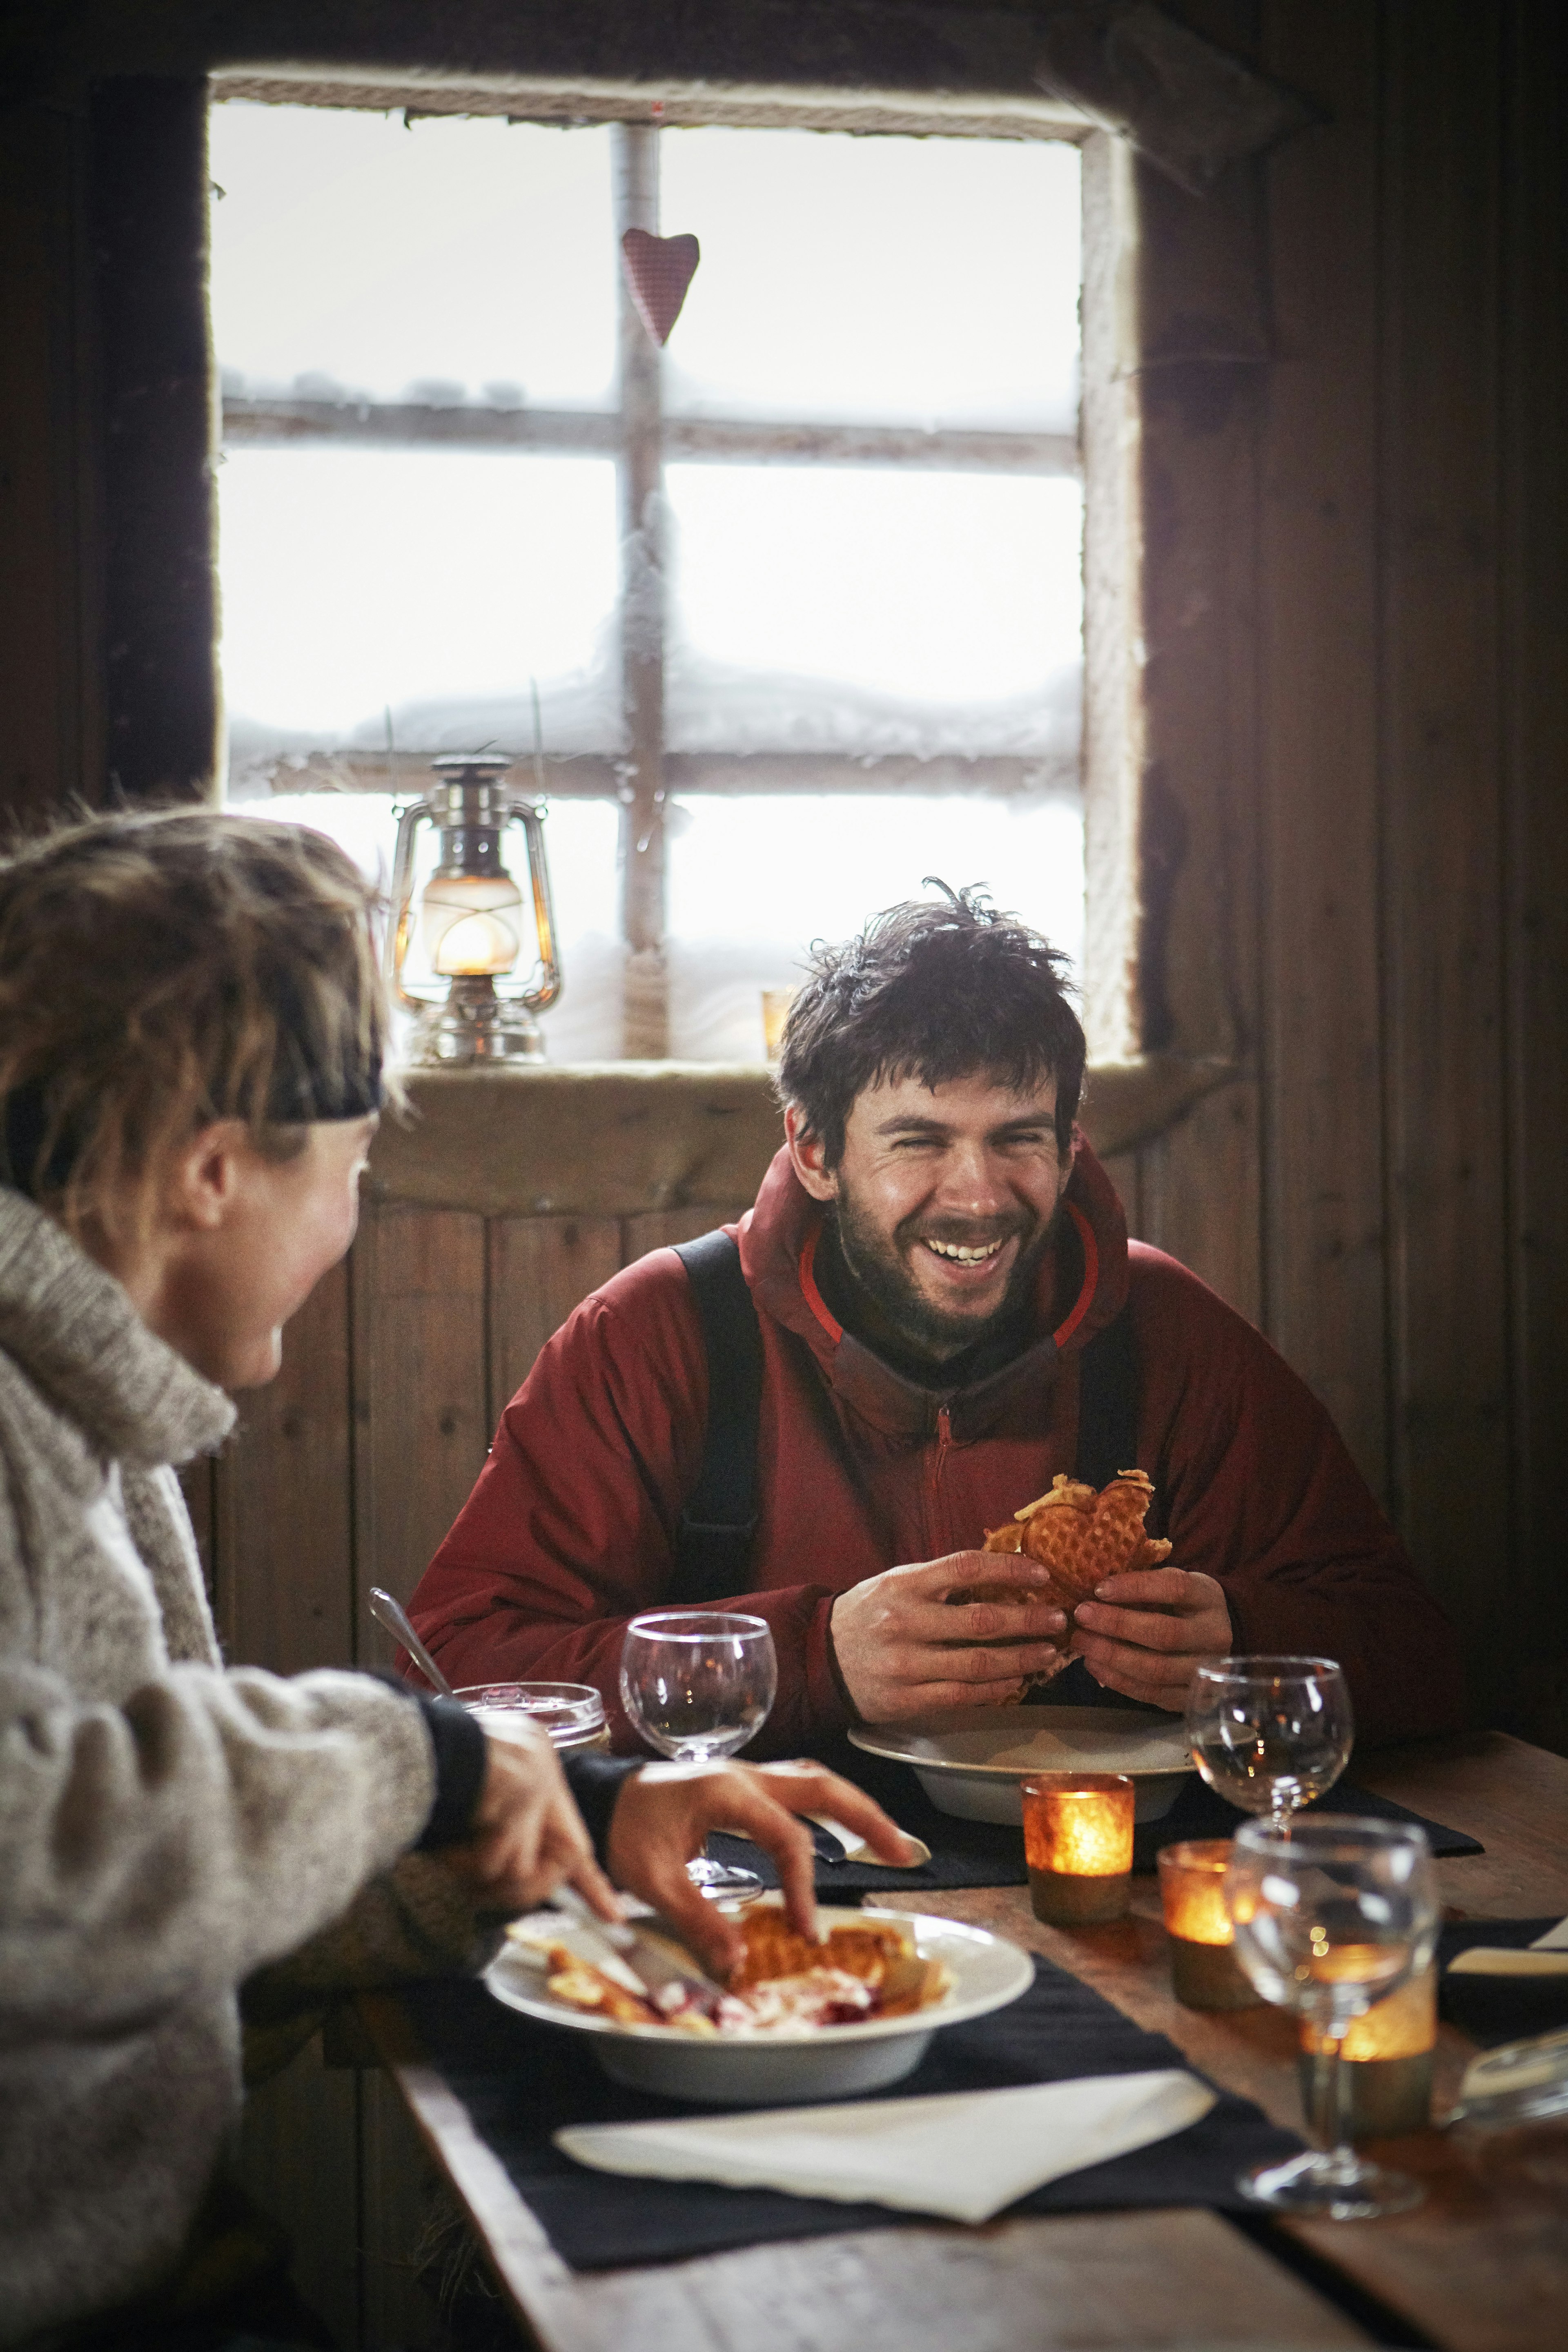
[0,810,911,2350]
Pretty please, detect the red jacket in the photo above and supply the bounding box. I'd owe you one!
[409,1143,1464,1753]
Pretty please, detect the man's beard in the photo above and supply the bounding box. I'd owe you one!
[829,1180,1063,1362]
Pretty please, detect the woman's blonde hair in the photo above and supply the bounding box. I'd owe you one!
[0,808,390,1240]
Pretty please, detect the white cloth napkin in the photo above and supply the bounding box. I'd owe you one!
[555,2069,1215,2225]
[1448,1914,1568,1977]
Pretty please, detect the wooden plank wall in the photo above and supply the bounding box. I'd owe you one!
[1248,0,1568,1747]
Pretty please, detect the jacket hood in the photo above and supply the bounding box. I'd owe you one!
[737,1138,1130,1442]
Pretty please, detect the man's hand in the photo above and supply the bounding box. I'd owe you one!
[828,1552,1066,1723]
[442,1724,620,1921]
[604,1758,924,1978]
[1071,1567,1233,1708]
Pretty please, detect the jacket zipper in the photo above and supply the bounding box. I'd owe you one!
[926,1404,953,1553]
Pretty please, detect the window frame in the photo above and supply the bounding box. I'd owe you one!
[212,87,1100,1056]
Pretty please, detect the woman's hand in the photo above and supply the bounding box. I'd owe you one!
[604,1757,924,1978]
[442,1724,620,1921]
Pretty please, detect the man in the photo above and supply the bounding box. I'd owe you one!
[408,888,1464,1753]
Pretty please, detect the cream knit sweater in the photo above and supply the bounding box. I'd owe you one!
[0,1192,452,2344]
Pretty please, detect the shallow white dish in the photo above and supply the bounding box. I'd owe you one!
[485,1898,1033,2106]
[849,1707,1196,1825]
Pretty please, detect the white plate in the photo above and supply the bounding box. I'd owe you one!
[485,1898,1033,2106]
[849,1707,1196,1825]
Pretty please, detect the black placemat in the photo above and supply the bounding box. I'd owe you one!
[707,1738,1483,1899]
[401,1954,1301,2272]
[1438,1918,1568,2047]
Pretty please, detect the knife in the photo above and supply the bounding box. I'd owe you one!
[550,1884,727,2008]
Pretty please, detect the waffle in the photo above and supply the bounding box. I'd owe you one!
[727,1911,910,1993]
[949,1470,1172,1697]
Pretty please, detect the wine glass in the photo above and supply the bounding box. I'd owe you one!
[619,1610,778,1901]
[1186,1656,1353,1833]
[1224,1817,1439,2218]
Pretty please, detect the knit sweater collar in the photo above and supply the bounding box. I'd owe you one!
[0,1189,235,1468]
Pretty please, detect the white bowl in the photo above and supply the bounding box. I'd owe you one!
[849,1706,1196,1825]
[485,1899,1033,2106]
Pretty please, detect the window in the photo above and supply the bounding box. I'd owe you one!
[212,103,1084,1058]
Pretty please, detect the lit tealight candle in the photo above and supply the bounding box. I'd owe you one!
[1021,1773,1135,1925]
[1298,1958,1438,2139]
[1156,1839,1261,2011]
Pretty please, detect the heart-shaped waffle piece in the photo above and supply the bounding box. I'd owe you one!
[949,1470,1172,1698]
[620,228,700,345]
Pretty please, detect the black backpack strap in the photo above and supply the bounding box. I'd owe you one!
[666,1230,764,1605]
[1073,1308,1142,1500]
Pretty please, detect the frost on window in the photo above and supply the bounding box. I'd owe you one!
[211,103,1085,1058]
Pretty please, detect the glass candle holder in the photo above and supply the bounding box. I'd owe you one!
[1298,1962,1438,2140]
[1157,1839,1262,2011]
[1021,1773,1135,1924]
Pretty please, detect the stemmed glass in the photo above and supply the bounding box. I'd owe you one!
[1186,1656,1354,1834]
[1224,1817,1439,2217]
[619,1610,778,1901]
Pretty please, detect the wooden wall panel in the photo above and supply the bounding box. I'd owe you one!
[1138,1083,1263,1330]
[350,1206,488,1650]
[359,2071,445,2350]
[1379,2,1510,1662]
[214,1261,353,1673]
[1257,0,1389,1493]
[1500,0,1568,1753]
[0,100,101,824]
[238,2042,361,2351]
[487,1214,621,1423]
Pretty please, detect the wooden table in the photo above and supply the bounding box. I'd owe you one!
[361,1732,1568,2352]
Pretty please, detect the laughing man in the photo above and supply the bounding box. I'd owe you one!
[405,887,1463,1753]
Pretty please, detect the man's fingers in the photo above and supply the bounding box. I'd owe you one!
[1074,1601,1190,1652]
[1083,1659,1183,1710]
[1077,1634,1196,1690]
[1092,1568,1196,1608]
[912,1551,1053,1599]
[906,1599,1066,1643]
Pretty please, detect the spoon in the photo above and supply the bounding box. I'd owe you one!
[368,1585,456,1700]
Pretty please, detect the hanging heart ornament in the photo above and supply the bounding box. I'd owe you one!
[620,228,700,346]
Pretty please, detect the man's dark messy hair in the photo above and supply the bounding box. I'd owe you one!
[776,882,1085,1167]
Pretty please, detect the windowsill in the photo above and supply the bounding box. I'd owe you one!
[365,1055,1240,1218]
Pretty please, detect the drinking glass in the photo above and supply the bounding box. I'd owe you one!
[1186,1656,1353,1833]
[619,1610,778,1900]
[1225,1817,1439,2217]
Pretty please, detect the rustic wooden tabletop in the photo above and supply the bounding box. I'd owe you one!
[361,1729,1568,2352]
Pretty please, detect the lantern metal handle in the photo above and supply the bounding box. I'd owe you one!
[513,797,562,1016]
[385,795,433,1014]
